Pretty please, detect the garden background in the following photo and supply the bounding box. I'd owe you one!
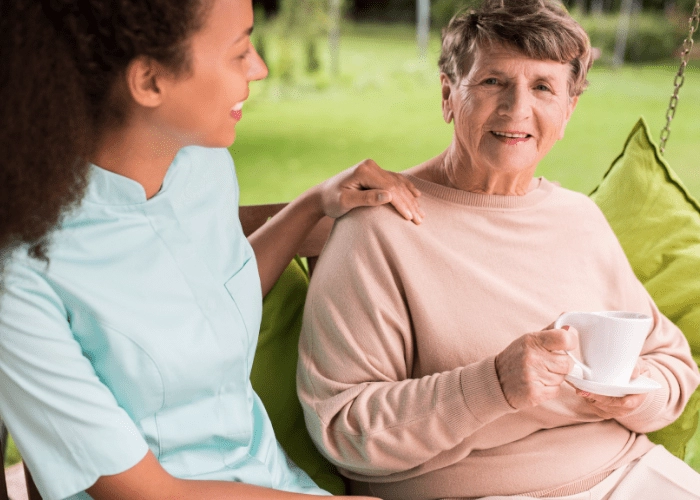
[4,0,700,475]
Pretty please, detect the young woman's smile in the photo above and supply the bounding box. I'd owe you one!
[158,0,267,148]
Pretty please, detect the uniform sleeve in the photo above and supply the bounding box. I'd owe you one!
[0,259,149,500]
[296,209,516,477]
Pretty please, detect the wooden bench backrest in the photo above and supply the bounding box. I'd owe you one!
[1,203,334,500]
[239,203,333,275]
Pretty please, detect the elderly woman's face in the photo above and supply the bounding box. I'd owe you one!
[444,43,577,175]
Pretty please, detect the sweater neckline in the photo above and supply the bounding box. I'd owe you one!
[404,174,555,210]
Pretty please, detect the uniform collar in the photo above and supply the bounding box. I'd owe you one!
[84,150,187,206]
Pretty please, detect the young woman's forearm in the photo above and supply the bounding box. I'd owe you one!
[248,186,325,296]
[86,451,379,500]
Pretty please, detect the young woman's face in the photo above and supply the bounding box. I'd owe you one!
[157,0,268,148]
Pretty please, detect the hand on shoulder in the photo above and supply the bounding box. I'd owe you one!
[316,159,424,224]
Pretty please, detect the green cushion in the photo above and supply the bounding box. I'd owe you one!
[250,256,346,495]
[590,117,700,462]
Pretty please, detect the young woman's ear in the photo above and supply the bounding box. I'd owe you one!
[125,56,165,108]
[440,73,453,124]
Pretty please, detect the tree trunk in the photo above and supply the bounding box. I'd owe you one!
[417,0,430,60]
[576,0,587,14]
[329,0,341,75]
[591,0,603,15]
[664,1,676,17]
[613,0,634,68]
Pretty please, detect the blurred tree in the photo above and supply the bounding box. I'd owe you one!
[432,0,480,29]
[278,0,329,78]
[613,0,642,66]
[329,0,342,75]
[253,0,278,17]
[278,0,327,38]
[417,0,430,59]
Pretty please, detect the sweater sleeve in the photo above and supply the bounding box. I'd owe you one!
[615,292,700,433]
[296,208,516,477]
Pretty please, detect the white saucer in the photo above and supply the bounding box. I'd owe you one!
[565,374,662,397]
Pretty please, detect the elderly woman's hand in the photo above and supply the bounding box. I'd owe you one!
[317,159,424,224]
[495,326,578,409]
[574,362,650,419]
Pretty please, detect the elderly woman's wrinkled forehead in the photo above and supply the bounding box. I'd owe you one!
[438,0,592,97]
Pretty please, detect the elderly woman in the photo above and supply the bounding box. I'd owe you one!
[297,1,700,499]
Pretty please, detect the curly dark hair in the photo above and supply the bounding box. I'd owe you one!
[439,0,592,97]
[0,0,210,279]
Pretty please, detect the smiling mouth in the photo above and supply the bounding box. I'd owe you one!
[230,102,244,121]
[491,131,531,139]
[491,131,532,145]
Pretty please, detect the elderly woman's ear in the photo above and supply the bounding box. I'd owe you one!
[440,73,454,123]
[558,95,580,140]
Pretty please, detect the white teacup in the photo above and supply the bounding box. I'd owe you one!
[554,311,653,385]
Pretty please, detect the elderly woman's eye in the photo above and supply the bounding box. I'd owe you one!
[483,78,499,85]
[535,84,552,92]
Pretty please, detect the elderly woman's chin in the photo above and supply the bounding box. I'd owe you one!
[479,138,545,175]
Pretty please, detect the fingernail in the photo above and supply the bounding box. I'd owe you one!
[377,193,385,202]
[562,325,570,331]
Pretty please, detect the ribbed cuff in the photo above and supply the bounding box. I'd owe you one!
[616,365,670,431]
[460,356,517,426]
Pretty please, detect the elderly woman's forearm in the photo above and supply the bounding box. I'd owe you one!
[298,354,519,474]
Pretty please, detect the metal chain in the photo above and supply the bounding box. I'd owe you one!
[659,0,700,154]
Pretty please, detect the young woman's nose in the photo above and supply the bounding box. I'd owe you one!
[248,44,269,82]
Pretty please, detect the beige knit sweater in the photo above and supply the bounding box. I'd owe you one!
[297,176,700,500]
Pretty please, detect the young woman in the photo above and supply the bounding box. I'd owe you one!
[0,0,423,498]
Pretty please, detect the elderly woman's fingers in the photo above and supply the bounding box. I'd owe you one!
[535,327,579,354]
[495,331,575,409]
[575,390,648,419]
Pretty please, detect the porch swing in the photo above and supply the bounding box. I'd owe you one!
[1,3,700,500]
[588,0,700,462]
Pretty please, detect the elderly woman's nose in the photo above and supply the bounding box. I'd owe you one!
[498,84,533,118]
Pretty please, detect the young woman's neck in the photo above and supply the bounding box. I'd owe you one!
[91,119,184,199]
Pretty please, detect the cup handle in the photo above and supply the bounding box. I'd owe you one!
[554,313,593,379]
[563,350,592,379]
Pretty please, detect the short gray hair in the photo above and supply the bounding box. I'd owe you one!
[439,0,593,97]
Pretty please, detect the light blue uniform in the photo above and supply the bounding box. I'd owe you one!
[0,147,328,499]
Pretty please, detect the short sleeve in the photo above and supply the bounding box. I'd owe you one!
[0,259,149,500]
